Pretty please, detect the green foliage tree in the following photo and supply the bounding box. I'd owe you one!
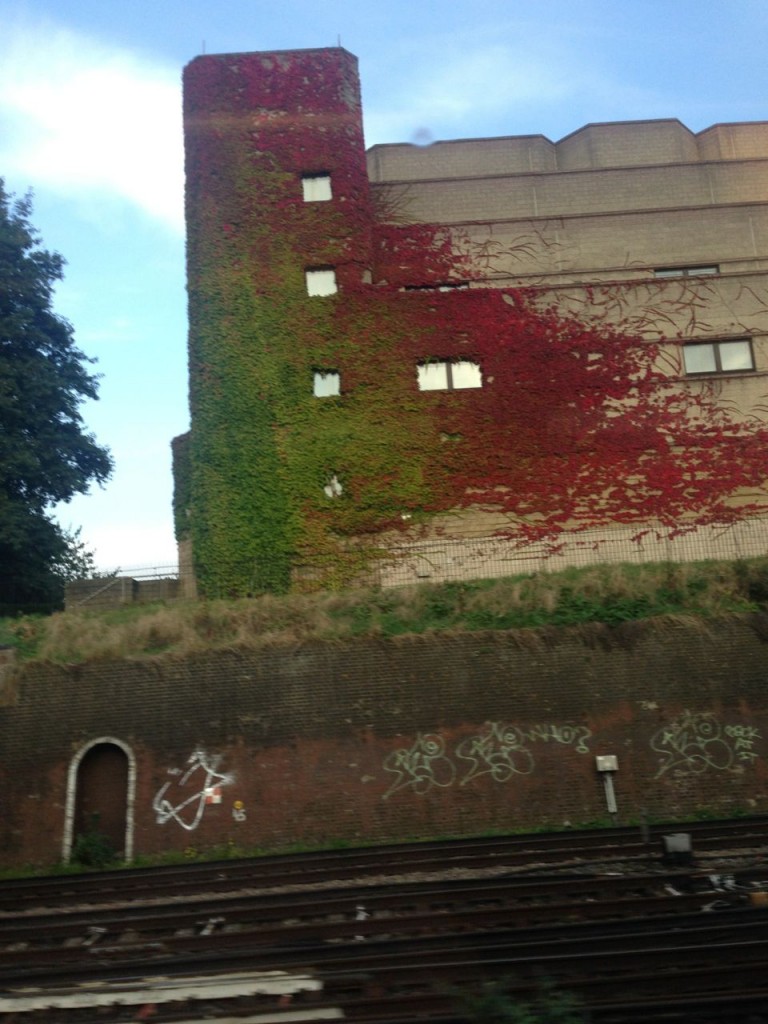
[0,180,112,613]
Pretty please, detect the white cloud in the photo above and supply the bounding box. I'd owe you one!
[58,478,179,573]
[414,45,570,120]
[364,37,583,146]
[361,16,683,148]
[62,515,178,574]
[90,524,178,574]
[0,18,184,232]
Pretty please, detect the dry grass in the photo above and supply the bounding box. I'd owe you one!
[3,557,768,666]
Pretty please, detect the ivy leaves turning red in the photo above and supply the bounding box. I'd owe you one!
[182,50,768,596]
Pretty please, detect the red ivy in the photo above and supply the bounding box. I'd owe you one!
[184,49,768,588]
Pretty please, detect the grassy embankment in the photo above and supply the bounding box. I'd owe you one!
[1,557,768,665]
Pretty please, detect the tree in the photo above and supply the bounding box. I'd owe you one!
[0,180,112,613]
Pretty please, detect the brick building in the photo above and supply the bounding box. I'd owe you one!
[175,47,768,597]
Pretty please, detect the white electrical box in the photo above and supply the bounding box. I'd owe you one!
[595,755,618,772]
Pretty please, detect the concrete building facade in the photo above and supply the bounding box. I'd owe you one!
[175,48,768,597]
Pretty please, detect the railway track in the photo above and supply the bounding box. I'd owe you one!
[2,818,768,1022]
[3,815,767,911]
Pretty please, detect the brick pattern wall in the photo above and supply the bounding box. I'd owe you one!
[366,120,768,288]
[374,163,768,226]
[1,617,767,867]
[372,517,768,588]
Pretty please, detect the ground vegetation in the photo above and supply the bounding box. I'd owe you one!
[2,557,767,665]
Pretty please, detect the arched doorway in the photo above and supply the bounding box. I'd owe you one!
[64,738,135,863]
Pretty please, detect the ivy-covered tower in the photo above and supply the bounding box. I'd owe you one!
[178,48,375,595]
[175,48,768,598]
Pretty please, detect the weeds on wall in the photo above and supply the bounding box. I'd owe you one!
[70,815,116,870]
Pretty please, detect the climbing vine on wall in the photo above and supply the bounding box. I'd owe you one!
[181,50,768,597]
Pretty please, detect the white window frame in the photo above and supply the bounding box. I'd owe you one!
[301,173,332,202]
[313,370,340,397]
[305,267,337,297]
[417,359,482,391]
[403,282,470,292]
[654,265,719,278]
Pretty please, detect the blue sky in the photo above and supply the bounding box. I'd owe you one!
[1,0,766,572]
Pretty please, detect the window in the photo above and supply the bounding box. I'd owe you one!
[302,173,332,202]
[305,267,337,296]
[313,370,340,397]
[654,265,719,278]
[404,282,470,292]
[683,339,755,376]
[417,360,482,391]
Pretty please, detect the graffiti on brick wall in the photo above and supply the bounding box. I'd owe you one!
[724,725,762,764]
[514,723,593,755]
[455,722,535,786]
[383,721,592,798]
[382,733,455,799]
[153,748,235,830]
[651,712,761,778]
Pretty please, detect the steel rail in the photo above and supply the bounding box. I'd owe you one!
[2,815,767,910]
[6,942,768,1022]
[6,865,764,944]
[3,818,768,1022]
[2,866,767,967]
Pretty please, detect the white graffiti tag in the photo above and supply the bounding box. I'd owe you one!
[456,722,534,785]
[153,749,235,831]
[651,712,736,778]
[380,720,593,799]
[517,723,592,754]
[382,734,455,799]
[724,724,762,763]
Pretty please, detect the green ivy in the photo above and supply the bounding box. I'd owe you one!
[178,50,768,598]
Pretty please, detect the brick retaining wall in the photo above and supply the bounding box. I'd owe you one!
[1,616,767,868]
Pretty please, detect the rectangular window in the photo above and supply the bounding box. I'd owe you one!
[305,267,337,297]
[417,360,482,391]
[683,338,755,376]
[404,282,470,292]
[302,173,332,202]
[313,370,340,397]
[654,265,719,278]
